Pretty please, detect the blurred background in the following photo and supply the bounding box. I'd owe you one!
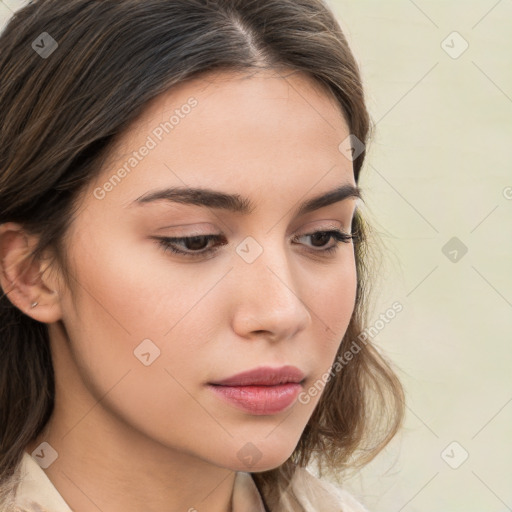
[1,1,511,510]
[324,1,512,511]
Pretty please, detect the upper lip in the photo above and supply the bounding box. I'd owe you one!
[209,365,306,386]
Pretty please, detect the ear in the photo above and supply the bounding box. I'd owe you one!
[0,222,63,323]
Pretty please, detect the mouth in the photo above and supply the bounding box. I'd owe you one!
[207,365,306,415]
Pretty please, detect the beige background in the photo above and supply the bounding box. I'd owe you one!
[324,1,512,511]
[1,1,511,511]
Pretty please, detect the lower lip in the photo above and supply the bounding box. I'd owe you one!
[207,383,302,415]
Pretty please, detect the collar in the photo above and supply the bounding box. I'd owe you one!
[15,451,266,512]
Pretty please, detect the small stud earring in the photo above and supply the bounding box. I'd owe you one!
[30,301,38,308]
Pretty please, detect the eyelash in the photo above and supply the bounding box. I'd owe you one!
[154,229,358,259]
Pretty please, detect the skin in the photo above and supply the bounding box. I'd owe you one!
[1,68,358,512]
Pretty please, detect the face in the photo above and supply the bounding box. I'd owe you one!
[44,68,359,472]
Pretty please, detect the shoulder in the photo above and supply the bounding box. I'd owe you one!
[10,452,72,512]
[289,466,370,512]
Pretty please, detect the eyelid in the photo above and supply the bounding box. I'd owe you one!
[298,220,344,232]
[154,222,217,235]
[156,221,348,239]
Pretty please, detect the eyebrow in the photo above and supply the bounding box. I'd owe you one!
[128,183,361,216]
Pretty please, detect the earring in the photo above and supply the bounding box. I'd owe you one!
[30,301,38,308]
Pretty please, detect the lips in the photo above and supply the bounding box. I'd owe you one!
[209,365,306,386]
[207,365,306,415]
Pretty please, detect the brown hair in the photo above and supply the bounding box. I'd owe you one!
[0,0,404,510]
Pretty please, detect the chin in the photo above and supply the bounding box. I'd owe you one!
[222,445,296,474]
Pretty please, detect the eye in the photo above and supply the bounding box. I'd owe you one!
[155,234,225,258]
[293,229,356,255]
[153,229,357,260]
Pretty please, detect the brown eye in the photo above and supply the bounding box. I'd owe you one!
[293,229,355,254]
[155,234,226,258]
[309,231,331,248]
[181,235,210,251]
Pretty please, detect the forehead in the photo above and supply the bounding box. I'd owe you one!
[83,68,354,213]
[122,67,347,136]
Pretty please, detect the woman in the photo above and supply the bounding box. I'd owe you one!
[0,1,405,510]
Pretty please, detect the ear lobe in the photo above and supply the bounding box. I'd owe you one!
[0,222,63,323]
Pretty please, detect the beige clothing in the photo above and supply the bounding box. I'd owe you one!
[13,451,369,512]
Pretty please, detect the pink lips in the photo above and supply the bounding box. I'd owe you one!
[208,365,305,415]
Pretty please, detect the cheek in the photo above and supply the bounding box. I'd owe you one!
[59,239,220,447]
[67,223,217,338]
[293,261,357,413]
[312,253,357,335]
[302,253,357,373]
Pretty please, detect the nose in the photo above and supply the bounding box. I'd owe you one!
[230,240,312,342]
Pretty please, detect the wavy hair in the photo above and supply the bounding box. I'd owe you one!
[0,1,405,510]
